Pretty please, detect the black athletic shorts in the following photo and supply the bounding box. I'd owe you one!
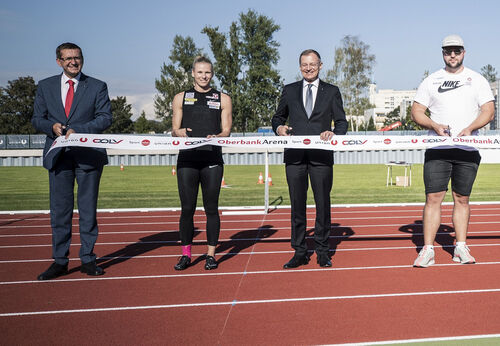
[423,148,481,196]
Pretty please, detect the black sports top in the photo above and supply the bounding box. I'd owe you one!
[177,88,223,164]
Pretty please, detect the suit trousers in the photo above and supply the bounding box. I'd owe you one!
[285,162,332,257]
[48,149,103,265]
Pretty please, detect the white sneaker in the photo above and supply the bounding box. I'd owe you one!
[413,246,435,268]
[453,245,476,264]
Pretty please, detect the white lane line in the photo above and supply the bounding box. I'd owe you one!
[2,287,500,317]
[3,231,500,249]
[3,243,500,264]
[333,333,500,345]
[0,204,498,218]
[3,213,500,229]
[3,261,500,285]
[1,202,499,218]
[2,228,500,238]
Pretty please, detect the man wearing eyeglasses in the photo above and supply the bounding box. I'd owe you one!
[411,35,494,268]
[272,49,347,269]
[32,42,112,280]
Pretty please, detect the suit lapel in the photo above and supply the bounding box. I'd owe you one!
[296,80,309,118]
[67,73,88,120]
[310,80,326,118]
[49,74,67,122]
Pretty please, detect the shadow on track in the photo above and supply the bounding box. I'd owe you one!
[215,225,278,264]
[95,229,200,269]
[399,220,455,256]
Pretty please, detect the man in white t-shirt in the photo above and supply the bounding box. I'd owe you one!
[411,34,494,268]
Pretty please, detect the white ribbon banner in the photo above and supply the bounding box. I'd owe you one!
[47,134,500,155]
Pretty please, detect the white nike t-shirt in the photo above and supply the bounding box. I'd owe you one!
[414,67,493,149]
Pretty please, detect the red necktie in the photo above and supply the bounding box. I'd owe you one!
[65,80,74,117]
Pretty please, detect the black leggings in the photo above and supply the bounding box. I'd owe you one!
[177,162,223,246]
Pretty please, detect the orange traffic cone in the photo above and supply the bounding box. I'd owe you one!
[268,173,273,186]
[120,163,124,171]
[257,172,264,184]
[221,176,227,188]
[172,166,176,176]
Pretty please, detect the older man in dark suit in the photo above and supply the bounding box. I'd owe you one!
[272,49,347,269]
[32,42,112,280]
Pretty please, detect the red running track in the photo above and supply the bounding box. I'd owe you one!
[1,204,500,345]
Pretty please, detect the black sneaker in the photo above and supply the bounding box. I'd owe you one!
[205,255,218,270]
[174,256,191,271]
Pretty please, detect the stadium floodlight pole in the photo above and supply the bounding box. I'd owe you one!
[264,149,269,213]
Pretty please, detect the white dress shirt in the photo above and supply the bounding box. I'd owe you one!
[302,78,319,110]
[60,73,81,108]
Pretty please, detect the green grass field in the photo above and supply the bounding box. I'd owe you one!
[1,164,500,211]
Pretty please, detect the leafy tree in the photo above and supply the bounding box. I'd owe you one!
[134,111,166,134]
[384,105,423,130]
[0,77,37,134]
[383,106,402,127]
[155,35,203,130]
[359,116,376,131]
[480,64,497,83]
[134,111,150,133]
[421,70,430,81]
[104,96,134,134]
[324,35,375,130]
[203,9,282,132]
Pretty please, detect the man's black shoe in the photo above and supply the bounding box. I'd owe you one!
[283,255,309,269]
[80,261,104,276]
[37,262,68,280]
[205,255,218,270]
[317,254,332,267]
[174,256,191,271]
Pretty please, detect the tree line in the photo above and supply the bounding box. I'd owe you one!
[1,10,497,135]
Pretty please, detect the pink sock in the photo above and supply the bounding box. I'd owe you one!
[181,245,192,258]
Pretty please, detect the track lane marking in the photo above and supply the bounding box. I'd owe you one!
[2,287,500,317]
[3,261,500,285]
[3,214,500,229]
[3,227,500,238]
[3,233,500,248]
[334,333,500,345]
[3,243,500,264]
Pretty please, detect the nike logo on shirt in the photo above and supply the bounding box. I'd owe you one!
[438,81,463,93]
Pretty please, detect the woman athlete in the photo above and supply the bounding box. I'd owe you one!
[171,56,232,270]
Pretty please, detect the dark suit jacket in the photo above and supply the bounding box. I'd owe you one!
[272,79,347,165]
[32,73,113,170]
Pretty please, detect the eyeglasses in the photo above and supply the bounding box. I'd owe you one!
[442,48,463,56]
[300,63,320,70]
[59,56,82,62]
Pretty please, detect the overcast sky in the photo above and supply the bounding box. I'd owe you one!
[1,0,499,118]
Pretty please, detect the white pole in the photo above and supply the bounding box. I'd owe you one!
[264,150,269,213]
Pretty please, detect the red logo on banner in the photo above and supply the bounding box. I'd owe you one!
[384,138,391,144]
[141,139,150,146]
[172,140,180,146]
[80,138,88,142]
[411,139,418,143]
[331,140,338,145]
[303,139,311,145]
